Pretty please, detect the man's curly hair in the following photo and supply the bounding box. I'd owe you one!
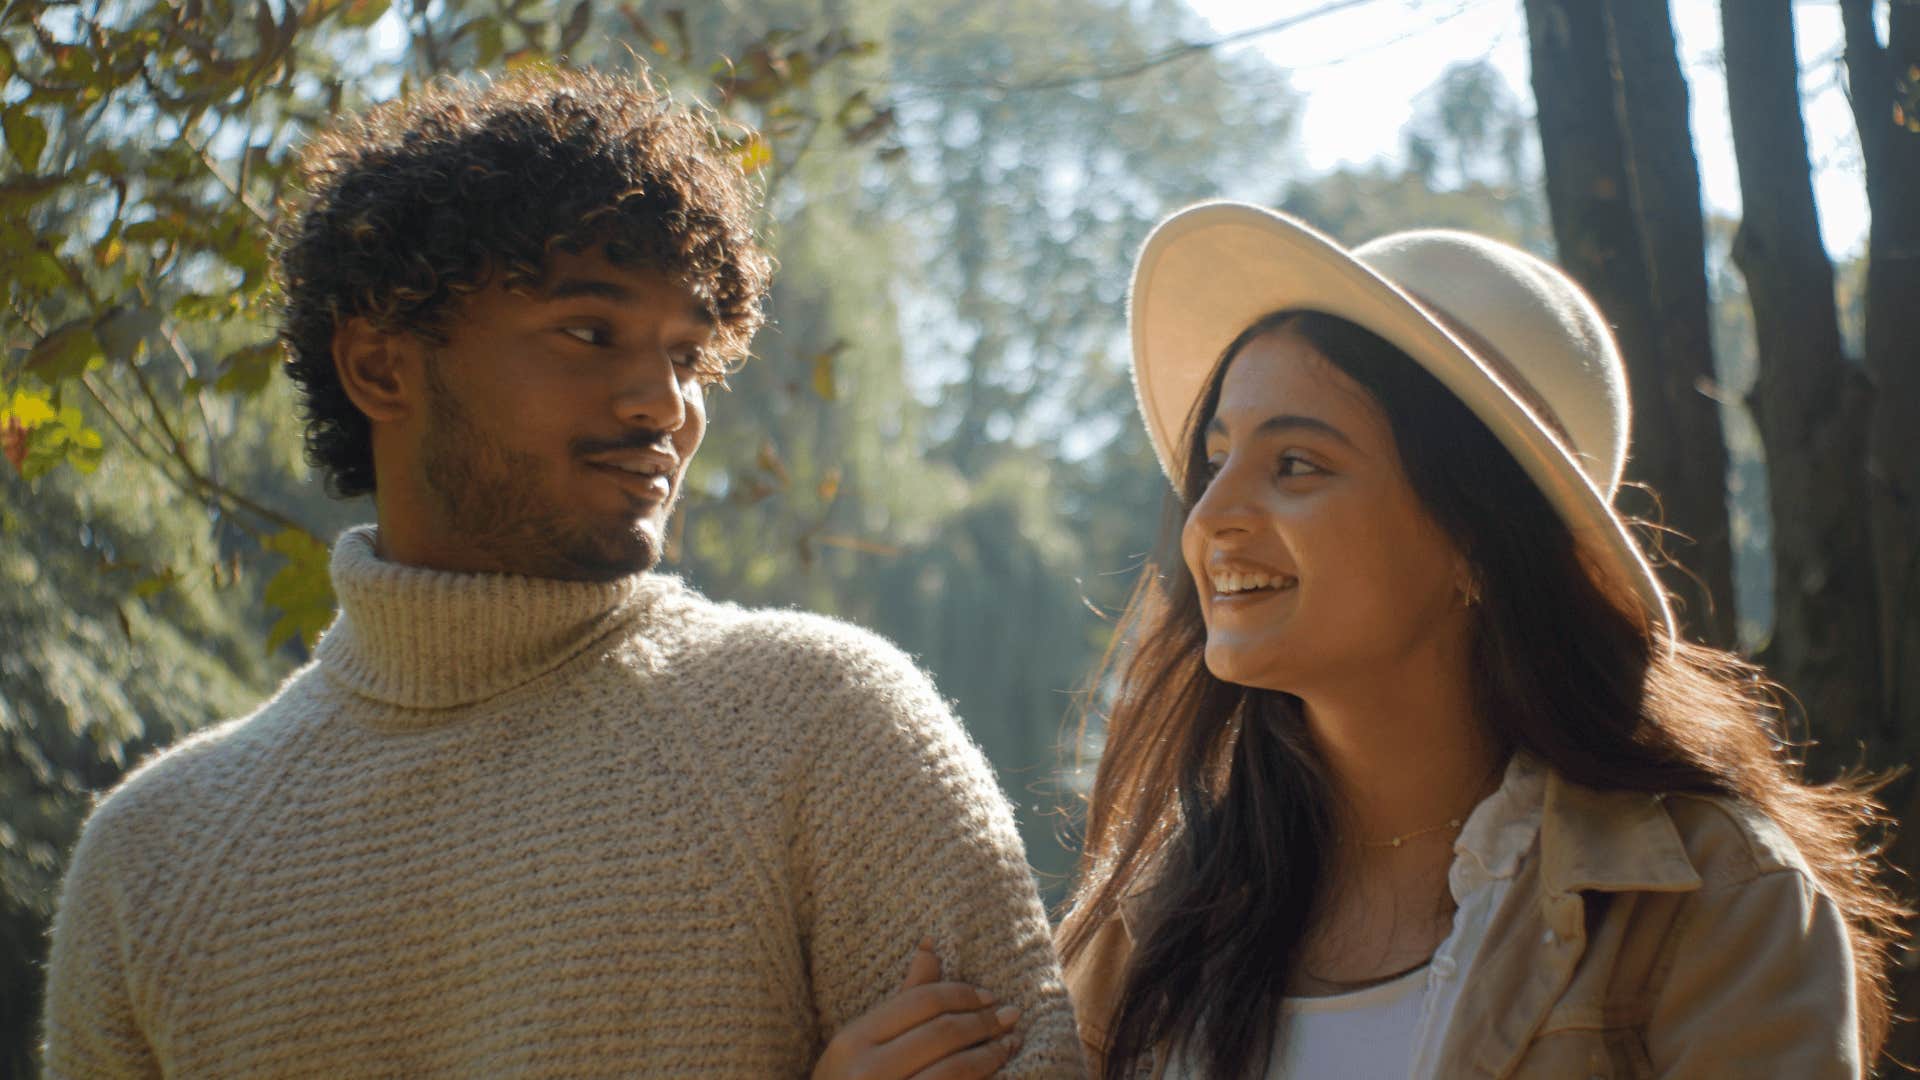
[272,68,773,498]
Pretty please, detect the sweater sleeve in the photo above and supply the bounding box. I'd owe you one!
[41,801,162,1079]
[787,619,1083,1078]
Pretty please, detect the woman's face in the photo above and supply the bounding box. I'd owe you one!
[1180,326,1471,695]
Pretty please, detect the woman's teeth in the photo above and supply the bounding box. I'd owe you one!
[1212,571,1295,594]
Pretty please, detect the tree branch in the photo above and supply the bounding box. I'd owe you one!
[896,0,1388,98]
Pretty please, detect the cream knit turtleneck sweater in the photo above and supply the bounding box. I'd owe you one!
[42,527,1082,1077]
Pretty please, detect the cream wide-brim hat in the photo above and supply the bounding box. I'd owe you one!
[1129,201,1677,643]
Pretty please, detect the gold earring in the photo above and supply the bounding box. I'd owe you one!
[1460,576,1483,608]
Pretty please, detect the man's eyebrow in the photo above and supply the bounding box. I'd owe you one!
[542,275,717,326]
[542,276,634,302]
[1204,413,1358,449]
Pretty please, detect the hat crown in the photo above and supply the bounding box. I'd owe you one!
[1354,231,1631,496]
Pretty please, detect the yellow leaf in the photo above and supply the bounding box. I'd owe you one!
[1,389,55,428]
[733,136,772,176]
[811,349,837,400]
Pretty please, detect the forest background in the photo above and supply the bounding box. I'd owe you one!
[3,0,1917,1071]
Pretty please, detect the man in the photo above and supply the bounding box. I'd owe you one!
[41,69,1080,1077]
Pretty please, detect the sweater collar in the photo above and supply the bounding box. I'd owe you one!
[313,525,684,711]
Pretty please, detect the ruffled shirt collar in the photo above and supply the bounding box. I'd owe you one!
[312,525,685,713]
[1448,751,1549,903]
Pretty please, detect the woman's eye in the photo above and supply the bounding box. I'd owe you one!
[1276,453,1324,479]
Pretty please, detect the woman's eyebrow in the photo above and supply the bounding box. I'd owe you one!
[1205,413,1358,450]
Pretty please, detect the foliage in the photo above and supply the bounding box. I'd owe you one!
[0,0,900,1059]
[0,455,272,1076]
[1,0,1314,1056]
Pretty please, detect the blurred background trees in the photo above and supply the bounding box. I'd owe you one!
[3,0,1916,1069]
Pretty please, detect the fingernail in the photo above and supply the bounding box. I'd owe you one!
[918,936,935,952]
[995,1004,1020,1028]
[975,987,996,1006]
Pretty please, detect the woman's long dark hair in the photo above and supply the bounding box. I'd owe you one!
[1057,311,1905,1079]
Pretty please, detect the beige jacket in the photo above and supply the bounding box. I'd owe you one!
[1064,771,1861,1078]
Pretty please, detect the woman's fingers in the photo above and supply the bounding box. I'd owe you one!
[873,1003,1020,1078]
[811,939,1017,1080]
[907,1029,1022,1080]
[899,937,942,991]
[855,981,1000,1045]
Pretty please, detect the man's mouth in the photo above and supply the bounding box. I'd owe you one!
[584,451,675,501]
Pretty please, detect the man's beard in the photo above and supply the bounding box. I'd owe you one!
[418,354,664,581]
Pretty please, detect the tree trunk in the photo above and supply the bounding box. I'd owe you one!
[1603,0,1737,647]
[1522,0,1735,645]
[1721,2,1882,773]
[1852,4,1920,1064]
[1863,0,1920,762]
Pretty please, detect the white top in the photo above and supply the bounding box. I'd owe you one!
[1164,753,1548,1080]
[1273,962,1430,1079]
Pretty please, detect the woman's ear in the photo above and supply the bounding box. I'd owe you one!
[332,317,422,424]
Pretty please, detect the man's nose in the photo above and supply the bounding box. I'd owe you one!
[612,350,690,431]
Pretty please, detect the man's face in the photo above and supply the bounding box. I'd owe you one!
[409,248,715,581]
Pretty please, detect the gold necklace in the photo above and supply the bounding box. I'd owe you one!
[1353,816,1465,848]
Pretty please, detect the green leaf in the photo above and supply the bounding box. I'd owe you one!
[9,251,67,293]
[26,321,103,382]
[123,216,188,244]
[64,425,103,474]
[95,304,163,359]
[16,409,99,480]
[174,293,240,321]
[472,17,505,65]
[0,174,65,214]
[3,107,46,172]
[214,341,283,396]
[338,0,389,27]
[262,528,334,652]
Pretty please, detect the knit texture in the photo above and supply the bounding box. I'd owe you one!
[42,526,1081,1078]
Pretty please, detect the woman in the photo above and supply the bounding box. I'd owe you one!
[820,203,1904,1079]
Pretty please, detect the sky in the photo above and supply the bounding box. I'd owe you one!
[1183,0,1873,258]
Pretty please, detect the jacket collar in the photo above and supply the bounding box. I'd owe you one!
[1538,770,1702,896]
[1115,766,1705,938]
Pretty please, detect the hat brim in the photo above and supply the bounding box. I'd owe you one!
[1129,202,1675,643]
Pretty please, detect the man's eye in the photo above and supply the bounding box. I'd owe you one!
[561,325,608,346]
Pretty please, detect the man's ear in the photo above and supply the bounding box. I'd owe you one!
[333,317,423,424]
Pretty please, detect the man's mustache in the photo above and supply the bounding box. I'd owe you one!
[572,430,676,458]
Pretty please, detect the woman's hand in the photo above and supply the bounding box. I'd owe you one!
[811,938,1022,1080]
